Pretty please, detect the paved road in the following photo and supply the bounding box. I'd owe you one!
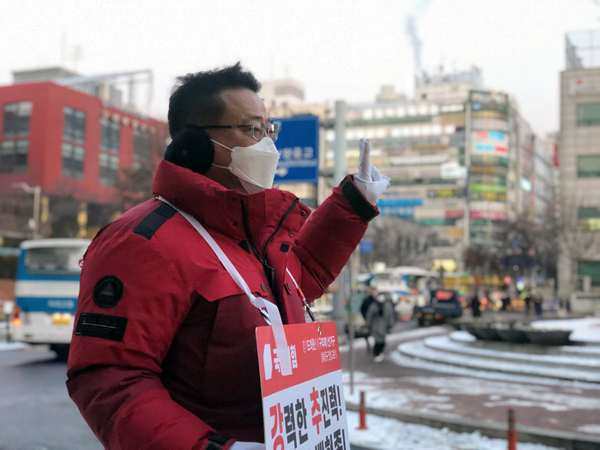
[0,346,101,450]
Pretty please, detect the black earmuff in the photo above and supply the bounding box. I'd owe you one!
[164,124,215,175]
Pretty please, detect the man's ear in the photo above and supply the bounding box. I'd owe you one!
[164,125,214,174]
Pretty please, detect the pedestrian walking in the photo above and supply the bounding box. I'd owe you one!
[471,291,482,318]
[501,290,511,311]
[66,64,390,450]
[534,292,544,318]
[524,290,532,314]
[366,292,396,363]
[360,287,377,320]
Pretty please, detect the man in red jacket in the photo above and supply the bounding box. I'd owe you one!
[67,63,389,450]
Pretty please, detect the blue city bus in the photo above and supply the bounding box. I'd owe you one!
[12,238,90,360]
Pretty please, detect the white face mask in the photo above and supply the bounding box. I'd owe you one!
[211,137,280,194]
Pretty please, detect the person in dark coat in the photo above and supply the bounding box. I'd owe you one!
[360,287,377,320]
[501,290,511,311]
[471,291,481,318]
[534,292,543,318]
[524,290,532,314]
[366,292,396,362]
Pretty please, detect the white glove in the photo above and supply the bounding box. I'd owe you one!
[353,138,390,205]
[229,442,266,450]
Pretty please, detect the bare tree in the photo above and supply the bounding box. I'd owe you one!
[556,193,599,293]
[361,216,431,270]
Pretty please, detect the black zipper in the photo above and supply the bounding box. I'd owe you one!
[241,198,299,292]
[263,198,299,260]
[241,200,263,263]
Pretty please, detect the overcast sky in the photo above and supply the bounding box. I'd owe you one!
[1,0,598,136]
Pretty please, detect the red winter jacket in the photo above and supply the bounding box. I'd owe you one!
[66,160,377,450]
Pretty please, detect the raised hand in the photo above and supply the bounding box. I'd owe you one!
[353,138,390,205]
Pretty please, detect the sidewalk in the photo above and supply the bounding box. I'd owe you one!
[340,321,600,449]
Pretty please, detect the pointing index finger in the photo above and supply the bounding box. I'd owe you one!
[358,138,371,179]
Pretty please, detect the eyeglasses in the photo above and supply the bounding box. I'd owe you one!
[203,121,280,142]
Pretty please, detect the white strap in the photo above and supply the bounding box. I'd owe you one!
[157,196,292,376]
[286,268,317,324]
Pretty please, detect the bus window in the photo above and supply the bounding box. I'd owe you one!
[25,246,86,276]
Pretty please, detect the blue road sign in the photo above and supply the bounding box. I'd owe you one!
[360,240,373,254]
[273,116,319,184]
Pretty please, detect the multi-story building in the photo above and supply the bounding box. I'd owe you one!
[558,30,600,309]
[0,68,168,248]
[264,70,553,276]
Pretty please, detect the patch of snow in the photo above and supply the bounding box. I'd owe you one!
[482,399,571,412]
[452,331,477,343]
[577,424,600,435]
[399,340,600,382]
[346,411,562,450]
[343,375,457,417]
[389,351,600,391]
[530,318,600,343]
[0,341,25,351]
[427,334,600,369]
[345,369,599,418]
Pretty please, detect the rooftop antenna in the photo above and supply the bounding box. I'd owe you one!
[71,45,83,72]
[60,33,67,67]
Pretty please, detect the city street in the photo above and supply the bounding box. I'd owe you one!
[341,317,600,449]
[1,316,599,449]
[0,346,101,450]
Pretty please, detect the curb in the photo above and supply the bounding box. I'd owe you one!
[0,342,25,352]
[346,402,600,450]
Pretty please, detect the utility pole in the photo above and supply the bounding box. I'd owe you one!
[13,183,41,239]
[332,100,347,337]
[463,97,472,256]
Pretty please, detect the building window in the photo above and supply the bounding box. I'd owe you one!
[578,261,600,286]
[3,102,32,136]
[133,128,150,161]
[0,139,29,173]
[99,153,120,186]
[578,207,600,230]
[577,155,600,178]
[63,107,86,143]
[101,118,120,152]
[62,143,84,179]
[577,103,600,126]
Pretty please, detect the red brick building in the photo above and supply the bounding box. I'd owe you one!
[0,81,169,245]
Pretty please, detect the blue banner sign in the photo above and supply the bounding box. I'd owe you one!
[273,116,319,184]
[377,198,423,218]
[360,240,373,254]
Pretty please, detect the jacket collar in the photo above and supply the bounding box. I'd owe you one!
[152,160,311,254]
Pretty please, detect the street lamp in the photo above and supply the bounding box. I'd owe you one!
[12,182,41,239]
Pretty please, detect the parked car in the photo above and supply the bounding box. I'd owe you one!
[413,289,463,326]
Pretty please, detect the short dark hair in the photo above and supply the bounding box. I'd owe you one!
[168,63,261,138]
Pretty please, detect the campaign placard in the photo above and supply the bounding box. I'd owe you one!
[256,321,349,450]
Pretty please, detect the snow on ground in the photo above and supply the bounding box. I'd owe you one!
[389,347,600,390]
[344,371,461,417]
[343,370,600,416]
[0,341,25,351]
[452,331,600,357]
[577,424,600,434]
[346,411,562,450]
[428,333,600,369]
[530,318,600,343]
[399,340,600,383]
[406,376,600,412]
